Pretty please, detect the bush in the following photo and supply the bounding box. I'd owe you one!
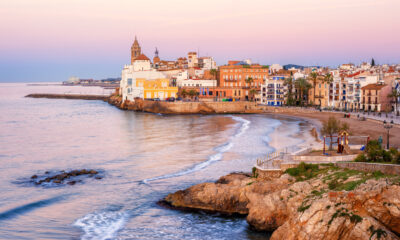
[366,140,382,152]
[356,139,398,164]
[354,154,367,162]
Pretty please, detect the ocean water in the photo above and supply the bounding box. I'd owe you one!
[0,83,310,240]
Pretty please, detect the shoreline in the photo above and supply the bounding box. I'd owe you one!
[25,92,400,147]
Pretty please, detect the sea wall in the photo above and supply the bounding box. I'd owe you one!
[120,98,320,115]
[26,93,321,115]
[26,93,109,101]
[336,162,400,175]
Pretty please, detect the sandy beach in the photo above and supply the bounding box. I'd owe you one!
[273,111,400,148]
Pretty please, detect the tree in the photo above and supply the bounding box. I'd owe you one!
[180,89,188,99]
[388,89,400,115]
[249,89,258,102]
[187,89,199,100]
[321,116,350,150]
[245,77,254,86]
[209,69,218,80]
[284,76,295,105]
[309,71,319,105]
[371,58,375,67]
[324,73,333,84]
[294,78,312,106]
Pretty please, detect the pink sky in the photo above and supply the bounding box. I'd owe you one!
[1,0,399,82]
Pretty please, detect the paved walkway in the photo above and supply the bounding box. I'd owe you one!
[322,110,400,125]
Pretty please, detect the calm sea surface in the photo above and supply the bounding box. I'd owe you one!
[0,83,308,240]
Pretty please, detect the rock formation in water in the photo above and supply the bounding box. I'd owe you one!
[30,169,102,186]
[163,164,400,240]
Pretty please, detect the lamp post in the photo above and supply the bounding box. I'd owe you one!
[383,120,394,149]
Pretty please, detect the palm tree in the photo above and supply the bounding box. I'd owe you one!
[245,77,254,87]
[284,76,295,105]
[180,89,188,99]
[209,69,218,80]
[309,71,319,105]
[388,89,400,115]
[295,78,312,106]
[324,72,333,84]
[188,89,199,100]
[249,89,258,102]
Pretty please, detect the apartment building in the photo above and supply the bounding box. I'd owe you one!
[260,76,286,106]
[361,83,392,112]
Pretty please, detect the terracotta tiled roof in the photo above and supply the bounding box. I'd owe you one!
[347,71,361,78]
[361,83,387,90]
[135,54,150,61]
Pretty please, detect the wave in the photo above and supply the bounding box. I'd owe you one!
[74,209,128,240]
[142,115,251,184]
[0,195,66,221]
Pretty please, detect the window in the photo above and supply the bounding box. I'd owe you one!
[127,78,132,85]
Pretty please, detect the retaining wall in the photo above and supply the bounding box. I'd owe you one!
[292,154,358,162]
[336,162,400,175]
[122,99,320,114]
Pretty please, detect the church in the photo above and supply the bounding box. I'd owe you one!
[119,36,178,102]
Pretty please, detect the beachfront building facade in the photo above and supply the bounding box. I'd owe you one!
[308,78,330,108]
[219,61,268,88]
[361,83,392,112]
[120,65,178,101]
[177,79,217,87]
[260,76,286,106]
[219,61,269,100]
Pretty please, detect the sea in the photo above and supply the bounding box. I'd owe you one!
[0,83,314,240]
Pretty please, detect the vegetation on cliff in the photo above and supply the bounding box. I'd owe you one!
[164,164,400,240]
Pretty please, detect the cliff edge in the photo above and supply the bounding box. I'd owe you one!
[163,164,400,240]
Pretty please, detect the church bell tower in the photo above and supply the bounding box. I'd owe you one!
[131,36,141,64]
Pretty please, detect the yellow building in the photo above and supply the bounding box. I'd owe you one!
[135,78,178,100]
[309,79,330,107]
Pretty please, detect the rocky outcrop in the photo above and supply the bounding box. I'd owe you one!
[163,166,400,240]
[29,169,102,186]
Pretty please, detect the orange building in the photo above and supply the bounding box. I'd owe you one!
[219,61,269,89]
[183,86,245,101]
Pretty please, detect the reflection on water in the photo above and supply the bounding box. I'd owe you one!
[0,83,309,239]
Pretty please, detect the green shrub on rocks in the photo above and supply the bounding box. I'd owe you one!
[355,140,399,164]
[369,226,387,240]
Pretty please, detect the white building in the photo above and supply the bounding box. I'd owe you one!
[328,72,379,110]
[177,79,217,87]
[260,76,286,106]
[66,76,80,84]
[119,63,168,102]
[340,63,355,71]
[175,70,216,87]
[269,64,283,74]
[198,57,216,70]
[188,52,198,68]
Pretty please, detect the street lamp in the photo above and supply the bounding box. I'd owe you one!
[383,120,394,149]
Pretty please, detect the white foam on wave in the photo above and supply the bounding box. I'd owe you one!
[142,116,250,184]
[230,116,251,137]
[74,210,128,240]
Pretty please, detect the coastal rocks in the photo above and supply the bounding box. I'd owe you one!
[163,167,400,240]
[29,169,102,186]
[164,173,292,215]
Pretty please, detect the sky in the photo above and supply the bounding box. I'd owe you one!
[1,0,400,82]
